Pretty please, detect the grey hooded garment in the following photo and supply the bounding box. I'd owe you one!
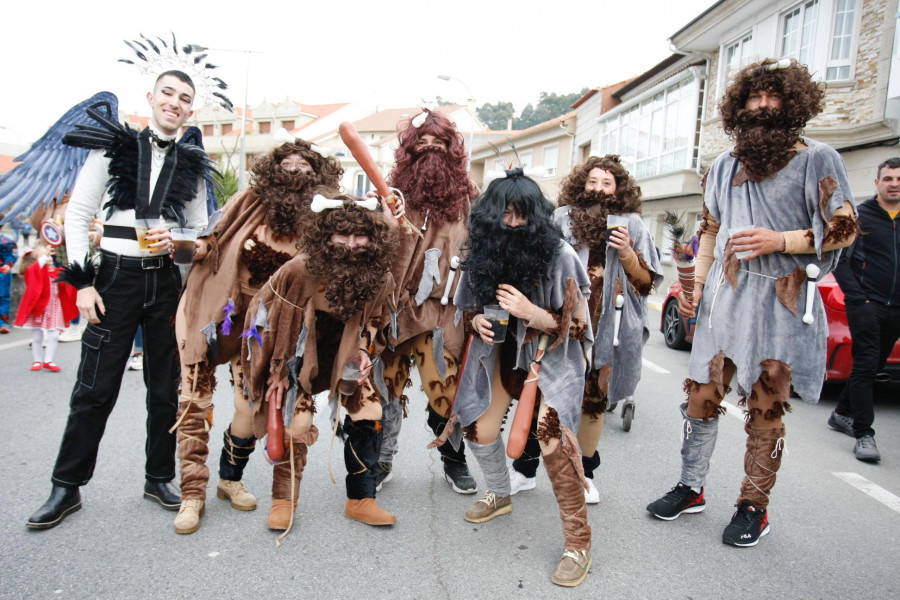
[553,207,663,400]
[453,241,593,433]
[690,138,853,403]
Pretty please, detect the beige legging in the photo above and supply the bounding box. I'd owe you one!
[381,332,460,417]
[686,359,787,427]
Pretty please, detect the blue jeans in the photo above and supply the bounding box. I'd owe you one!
[51,251,182,487]
[0,271,11,321]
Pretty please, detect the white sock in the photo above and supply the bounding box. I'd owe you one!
[43,329,60,363]
[31,330,43,363]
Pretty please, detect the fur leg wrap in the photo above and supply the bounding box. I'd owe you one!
[218,426,256,481]
[678,401,719,488]
[176,399,213,501]
[738,424,785,510]
[343,417,381,500]
[465,437,510,497]
[543,427,591,551]
[272,441,309,501]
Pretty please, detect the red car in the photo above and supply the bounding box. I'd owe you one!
[659,273,900,383]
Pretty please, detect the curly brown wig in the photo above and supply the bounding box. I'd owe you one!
[301,195,398,322]
[719,59,825,181]
[249,142,344,239]
[558,155,642,267]
[387,109,477,226]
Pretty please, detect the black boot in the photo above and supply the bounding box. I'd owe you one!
[343,416,395,525]
[27,485,82,530]
[427,405,476,494]
[218,426,257,481]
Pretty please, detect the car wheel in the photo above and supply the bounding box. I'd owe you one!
[663,300,689,350]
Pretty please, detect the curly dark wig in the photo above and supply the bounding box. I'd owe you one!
[249,141,344,239]
[461,169,562,307]
[301,195,398,322]
[720,59,825,181]
[387,109,476,226]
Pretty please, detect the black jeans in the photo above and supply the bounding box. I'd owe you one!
[835,301,900,439]
[51,252,182,488]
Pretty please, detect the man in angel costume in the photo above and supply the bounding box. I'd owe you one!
[509,155,662,503]
[453,169,594,587]
[241,194,399,531]
[376,109,480,494]
[172,137,343,534]
[646,59,858,547]
[27,68,216,530]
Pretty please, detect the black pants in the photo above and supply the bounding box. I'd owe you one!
[835,301,900,439]
[51,252,182,487]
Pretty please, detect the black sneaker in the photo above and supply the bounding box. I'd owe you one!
[827,411,854,437]
[443,460,477,494]
[374,461,393,492]
[722,500,770,547]
[646,483,706,520]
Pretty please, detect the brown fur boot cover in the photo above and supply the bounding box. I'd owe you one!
[268,426,318,531]
[737,424,786,511]
[176,399,213,501]
[542,426,591,551]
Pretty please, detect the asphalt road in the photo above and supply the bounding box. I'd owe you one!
[1,304,898,600]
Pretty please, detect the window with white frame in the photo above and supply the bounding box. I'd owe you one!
[597,77,698,179]
[826,0,857,80]
[781,0,820,67]
[723,33,755,81]
[517,149,533,169]
[776,0,859,82]
[542,143,559,176]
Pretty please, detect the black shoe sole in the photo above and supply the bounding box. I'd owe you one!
[144,492,180,511]
[646,503,706,521]
[26,502,82,530]
[722,523,770,547]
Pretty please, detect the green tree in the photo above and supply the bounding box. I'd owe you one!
[513,88,589,129]
[476,101,516,130]
[214,166,239,207]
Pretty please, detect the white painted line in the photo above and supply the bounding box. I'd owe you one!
[0,339,31,351]
[833,472,900,514]
[721,400,743,421]
[648,301,662,311]
[641,358,670,374]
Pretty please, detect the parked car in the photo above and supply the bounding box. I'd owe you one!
[659,273,900,383]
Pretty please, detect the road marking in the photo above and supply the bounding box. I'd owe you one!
[721,400,744,421]
[648,301,662,311]
[833,472,900,514]
[0,339,31,351]
[641,358,670,374]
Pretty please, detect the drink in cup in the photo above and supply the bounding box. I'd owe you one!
[339,358,363,396]
[135,218,163,251]
[483,304,510,343]
[171,228,199,265]
[607,214,629,230]
[729,224,757,260]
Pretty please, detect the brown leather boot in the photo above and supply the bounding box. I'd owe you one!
[737,424,786,510]
[173,399,213,534]
[344,498,397,526]
[268,436,311,531]
[543,430,592,587]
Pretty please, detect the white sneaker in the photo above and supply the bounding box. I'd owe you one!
[584,477,600,504]
[508,466,536,495]
[128,352,144,371]
[59,322,84,342]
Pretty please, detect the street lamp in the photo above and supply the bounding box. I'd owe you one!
[437,74,475,169]
[210,47,263,187]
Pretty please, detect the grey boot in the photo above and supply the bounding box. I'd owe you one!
[679,402,719,489]
[465,437,510,497]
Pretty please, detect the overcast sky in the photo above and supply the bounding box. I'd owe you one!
[1,0,715,145]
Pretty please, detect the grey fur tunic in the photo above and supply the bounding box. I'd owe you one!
[553,207,663,400]
[453,241,593,432]
[690,138,853,402]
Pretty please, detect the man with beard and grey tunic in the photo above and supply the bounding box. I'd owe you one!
[646,59,858,548]
[453,169,594,587]
[509,155,662,504]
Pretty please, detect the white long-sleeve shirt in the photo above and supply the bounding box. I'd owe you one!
[65,125,208,263]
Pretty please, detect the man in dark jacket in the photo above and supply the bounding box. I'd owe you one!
[829,157,900,462]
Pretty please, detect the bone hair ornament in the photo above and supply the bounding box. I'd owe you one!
[411,110,429,128]
[272,128,332,157]
[309,194,379,213]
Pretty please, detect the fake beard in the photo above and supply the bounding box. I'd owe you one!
[731,108,799,182]
[309,242,384,322]
[569,195,614,268]
[403,147,468,226]
[259,171,316,239]
[465,225,557,307]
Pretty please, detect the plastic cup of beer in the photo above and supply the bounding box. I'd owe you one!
[729,224,757,259]
[339,358,363,395]
[607,214,629,230]
[171,228,199,265]
[135,218,163,251]
[483,304,510,343]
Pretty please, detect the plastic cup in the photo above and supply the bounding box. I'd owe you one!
[607,214,629,230]
[483,304,510,343]
[339,358,363,395]
[171,228,198,265]
[135,218,163,251]
[729,224,757,259]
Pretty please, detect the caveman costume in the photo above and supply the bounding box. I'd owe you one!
[173,137,342,534]
[377,109,479,492]
[453,169,594,587]
[647,59,857,547]
[240,196,399,533]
